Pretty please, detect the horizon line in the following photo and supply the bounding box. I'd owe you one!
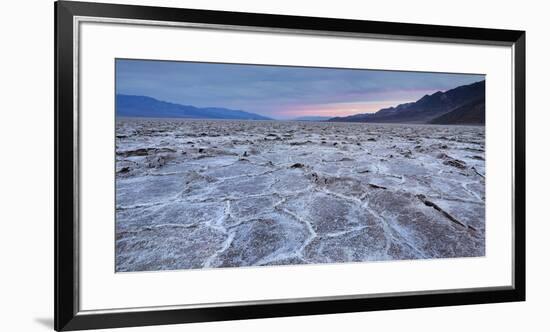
[116,79,485,120]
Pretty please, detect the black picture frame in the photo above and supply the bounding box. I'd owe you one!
[55,1,525,330]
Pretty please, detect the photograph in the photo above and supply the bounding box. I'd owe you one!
[115,59,486,272]
[47,1,529,330]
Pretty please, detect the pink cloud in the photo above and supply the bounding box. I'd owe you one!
[278,100,413,118]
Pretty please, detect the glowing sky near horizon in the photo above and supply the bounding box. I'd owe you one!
[116,59,484,119]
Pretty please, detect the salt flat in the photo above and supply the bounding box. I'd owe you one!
[115,118,485,272]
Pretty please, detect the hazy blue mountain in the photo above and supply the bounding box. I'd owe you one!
[116,95,272,120]
[328,80,485,124]
[292,116,333,121]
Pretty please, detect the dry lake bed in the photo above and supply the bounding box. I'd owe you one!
[115,118,485,272]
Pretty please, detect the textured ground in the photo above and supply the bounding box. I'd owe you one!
[115,118,485,272]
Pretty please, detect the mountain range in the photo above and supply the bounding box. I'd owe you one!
[328,80,485,125]
[118,80,484,125]
[116,95,272,120]
[292,116,333,121]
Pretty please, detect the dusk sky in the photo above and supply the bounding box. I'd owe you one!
[116,59,484,120]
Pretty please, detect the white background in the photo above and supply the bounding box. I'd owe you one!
[0,0,547,331]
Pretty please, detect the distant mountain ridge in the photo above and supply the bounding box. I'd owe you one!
[292,116,332,121]
[328,80,485,125]
[116,95,271,120]
[429,98,485,125]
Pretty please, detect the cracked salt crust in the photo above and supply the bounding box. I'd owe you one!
[115,119,485,272]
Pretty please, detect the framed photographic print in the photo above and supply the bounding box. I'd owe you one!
[55,1,525,330]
